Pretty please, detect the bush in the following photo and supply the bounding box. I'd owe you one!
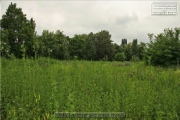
[131,55,140,62]
[114,52,126,62]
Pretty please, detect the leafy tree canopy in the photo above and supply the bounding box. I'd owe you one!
[1,2,36,58]
[145,28,180,66]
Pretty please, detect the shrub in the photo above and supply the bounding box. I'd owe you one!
[114,52,126,62]
[131,55,140,62]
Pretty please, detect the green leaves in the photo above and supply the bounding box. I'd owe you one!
[1,2,36,59]
[38,30,69,59]
[145,28,180,67]
[114,52,126,62]
[94,30,114,61]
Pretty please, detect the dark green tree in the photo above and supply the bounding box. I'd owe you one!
[131,39,139,61]
[0,29,10,58]
[38,30,54,57]
[24,18,36,58]
[84,32,96,60]
[69,34,86,60]
[137,42,146,60]
[53,30,69,59]
[94,30,114,61]
[1,3,36,58]
[38,30,69,59]
[124,43,132,61]
[121,38,127,46]
[33,33,40,59]
[113,43,121,54]
[132,39,138,56]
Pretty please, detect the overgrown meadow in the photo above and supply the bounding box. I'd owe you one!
[1,58,180,119]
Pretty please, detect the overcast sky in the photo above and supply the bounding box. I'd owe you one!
[1,0,179,44]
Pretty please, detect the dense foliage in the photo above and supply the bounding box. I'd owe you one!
[114,52,126,62]
[145,28,180,67]
[1,3,36,59]
[0,2,179,66]
[0,2,146,62]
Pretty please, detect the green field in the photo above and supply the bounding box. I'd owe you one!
[1,58,180,119]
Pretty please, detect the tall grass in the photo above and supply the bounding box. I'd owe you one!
[1,58,180,119]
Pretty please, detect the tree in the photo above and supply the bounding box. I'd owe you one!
[121,38,127,46]
[38,30,54,57]
[24,18,36,58]
[84,32,96,60]
[94,30,114,61]
[145,28,180,66]
[124,43,132,61]
[69,34,86,60]
[113,43,120,54]
[132,39,138,56]
[38,30,69,59]
[53,30,69,59]
[33,33,40,59]
[137,42,146,60]
[1,2,36,58]
[0,29,10,58]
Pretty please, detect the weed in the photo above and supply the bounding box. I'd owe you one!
[1,58,180,119]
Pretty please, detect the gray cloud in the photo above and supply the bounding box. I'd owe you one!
[1,1,180,44]
[115,13,138,26]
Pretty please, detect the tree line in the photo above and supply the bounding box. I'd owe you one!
[1,3,179,66]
